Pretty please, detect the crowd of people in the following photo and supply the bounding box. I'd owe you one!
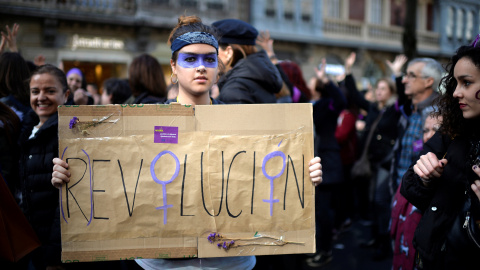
[1,14,480,270]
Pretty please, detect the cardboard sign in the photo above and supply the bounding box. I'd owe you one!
[58,103,315,262]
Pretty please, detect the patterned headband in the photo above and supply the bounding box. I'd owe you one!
[171,32,218,55]
[471,34,480,48]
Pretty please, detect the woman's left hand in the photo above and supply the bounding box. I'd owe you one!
[309,157,322,186]
[471,165,480,201]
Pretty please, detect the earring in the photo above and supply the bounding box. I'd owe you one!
[171,73,178,84]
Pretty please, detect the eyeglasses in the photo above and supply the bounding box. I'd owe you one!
[402,73,429,80]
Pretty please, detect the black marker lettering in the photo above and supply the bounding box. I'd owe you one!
[283,155,305,210]
[226,151,245,218]
[181,154,193,216]
[118,159,142,217]
[65,158,88,221]
[92,159,110,220]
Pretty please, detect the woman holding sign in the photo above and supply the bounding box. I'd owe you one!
[51,15,323,270]
[20,64,71,269]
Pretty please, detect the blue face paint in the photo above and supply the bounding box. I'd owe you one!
[177,53,218,69]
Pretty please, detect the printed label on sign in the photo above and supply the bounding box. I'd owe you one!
[154,126,178,144]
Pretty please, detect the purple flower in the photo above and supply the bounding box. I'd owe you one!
[207,233,216,243]
[217,243,221,248]
[222,242,227,250]
[69,117,79,129]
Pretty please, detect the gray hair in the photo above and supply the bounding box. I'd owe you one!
[408,58,444,92]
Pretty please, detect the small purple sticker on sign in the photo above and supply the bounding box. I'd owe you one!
[154,126,178,144]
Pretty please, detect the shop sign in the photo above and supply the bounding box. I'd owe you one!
[72,34,124,51]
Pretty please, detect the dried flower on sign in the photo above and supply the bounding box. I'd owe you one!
[69,116,79,129]
[207,232,304,252]
[68,113,116,136]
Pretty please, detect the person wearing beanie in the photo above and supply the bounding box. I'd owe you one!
[212,19,283,104]
[65,67,94,105]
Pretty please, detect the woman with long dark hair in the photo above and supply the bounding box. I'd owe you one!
[401,35,480,269]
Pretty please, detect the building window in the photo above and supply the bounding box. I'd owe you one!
[370,0,382,24]
[301,0,312,22]
[266,0,276,17]
[466,11,473,40]
[284,0,294,20]
[446,7,454,38]
[150,0,170,5]
[325,0,341,19]
[179,0,197,8]
[206,0,224,10]
[456,8,464,40]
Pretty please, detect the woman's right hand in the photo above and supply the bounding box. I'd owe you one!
[52,158,70,189]
[413,152,448,181]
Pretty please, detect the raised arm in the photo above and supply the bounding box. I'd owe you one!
[1,23,19,52]
[256,30,277,64]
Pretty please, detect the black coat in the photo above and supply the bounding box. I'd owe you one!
[217,50,282,104]
[401,131,480,269]
[344,75,403,167]
[18,111,61,267]
[313,81,346,185]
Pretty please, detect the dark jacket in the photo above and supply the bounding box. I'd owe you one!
[313,81,346,185]
[344,74,404,168]
[65,93,94,105]
[401,131,480,269]
[217,50,282,104]
[165,98,224,105]
[124,91,167,105]
[18,110,61,267]
[133,91,167,104]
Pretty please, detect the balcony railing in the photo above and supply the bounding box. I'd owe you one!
[1,0,136,14]
[0,0,236,25]
[322,18,440,50]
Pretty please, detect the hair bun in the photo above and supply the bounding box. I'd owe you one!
[177,15,202,27]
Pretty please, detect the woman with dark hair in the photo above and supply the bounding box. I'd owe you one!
[19,64,70,269]
[101,78,132,105]
[401,35,480,269]
[124,53,167,104]
[212,19,283,104]
[0,52,32,120]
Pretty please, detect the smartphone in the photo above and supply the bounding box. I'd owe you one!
[318,64,345,76]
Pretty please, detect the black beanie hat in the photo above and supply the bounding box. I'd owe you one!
[212,19,258,46]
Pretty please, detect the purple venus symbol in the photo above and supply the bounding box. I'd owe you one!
[262,140,286,216]
[150,150,180,224]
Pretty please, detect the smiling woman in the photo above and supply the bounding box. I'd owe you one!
[17,64,70,269]
[30,67,70,127]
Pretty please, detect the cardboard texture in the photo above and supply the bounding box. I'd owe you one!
[58,103,315,262]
